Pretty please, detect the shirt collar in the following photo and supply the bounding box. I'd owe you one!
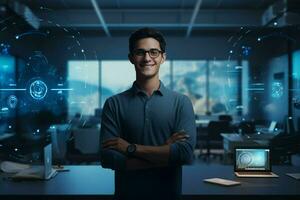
[131,81,166,96]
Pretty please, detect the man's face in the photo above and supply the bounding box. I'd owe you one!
[129,37,166,80]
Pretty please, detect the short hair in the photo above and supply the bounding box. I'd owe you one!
[129,27,166,54]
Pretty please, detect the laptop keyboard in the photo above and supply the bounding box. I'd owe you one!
[238,172,273,175]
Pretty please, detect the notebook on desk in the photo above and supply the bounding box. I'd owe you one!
[234,147,278,178]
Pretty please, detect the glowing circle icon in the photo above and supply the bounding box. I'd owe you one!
[238,152,253,167]
[29,80,48,100]
[7,95,18,109]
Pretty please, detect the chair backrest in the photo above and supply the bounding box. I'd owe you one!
[239,121,255,134]
[218,115,233,122]
[207,120,231,141]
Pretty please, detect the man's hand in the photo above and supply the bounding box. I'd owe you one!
[165,131,190,145]
[102,138,130,154]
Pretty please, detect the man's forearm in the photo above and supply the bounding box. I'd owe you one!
[133,144,170,165]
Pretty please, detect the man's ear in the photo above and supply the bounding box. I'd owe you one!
[128,53,134,64]
[160,52,166,64]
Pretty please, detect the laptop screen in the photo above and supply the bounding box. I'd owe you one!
[235,148,270,171]
[268,121,277,132]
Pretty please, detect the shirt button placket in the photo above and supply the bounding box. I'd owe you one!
[145,100,150,127]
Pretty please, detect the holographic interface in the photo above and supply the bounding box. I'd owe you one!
[0,6,98,139]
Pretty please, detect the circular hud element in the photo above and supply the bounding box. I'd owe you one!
[29,79,48,100]
[238,152,253,167]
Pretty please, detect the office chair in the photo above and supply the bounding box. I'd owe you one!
[238,121,255,134]
[204,120,232,160]
[66,126,101,164]
[270,133,300,165]
[218,115,233,122]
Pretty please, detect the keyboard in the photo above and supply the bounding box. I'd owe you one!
[237,172,273,175]
[235,171,279,177]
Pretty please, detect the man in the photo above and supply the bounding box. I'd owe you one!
[100,27,196,200]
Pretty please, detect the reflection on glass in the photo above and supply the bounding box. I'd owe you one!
[67,61,99,116]
[209,60,238,115]
[173,61,207,115]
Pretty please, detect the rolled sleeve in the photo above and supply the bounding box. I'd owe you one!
[100,98,127,171]
[169,95,196,165]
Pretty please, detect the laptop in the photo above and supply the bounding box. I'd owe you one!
[258,121,277,134]
[43,143,58,180]
[234,147,278,177]
[12,144,57,180]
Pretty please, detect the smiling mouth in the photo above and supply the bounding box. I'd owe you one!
[140,64,155,68]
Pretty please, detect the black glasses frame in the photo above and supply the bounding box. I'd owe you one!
[132,48,164,58]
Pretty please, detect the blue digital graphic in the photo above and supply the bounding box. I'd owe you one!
[271,82,284,98]
[239,152,252,167]
[7,95,18,109]
[241,46,251,56]
[28,51,49,73]
[0,43,10,55]
[29,79,48,100]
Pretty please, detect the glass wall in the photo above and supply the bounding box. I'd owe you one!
[67,60,242,117]
[67,61,100,116]
[101,60,171,107]
[173,61,207,115]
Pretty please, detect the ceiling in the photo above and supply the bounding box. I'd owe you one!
[17,0,277,10]
[4,0,299,37]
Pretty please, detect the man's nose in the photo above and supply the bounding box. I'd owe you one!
[143,52,152,61]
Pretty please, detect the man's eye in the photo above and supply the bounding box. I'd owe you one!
[135,50,145,55]
[150,50,159,55]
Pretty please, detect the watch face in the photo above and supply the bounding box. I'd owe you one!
[127,144,136,153]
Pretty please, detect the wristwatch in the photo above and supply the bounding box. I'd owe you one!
[126,144,137,156]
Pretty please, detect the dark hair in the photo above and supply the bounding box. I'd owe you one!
[129,27,166,54]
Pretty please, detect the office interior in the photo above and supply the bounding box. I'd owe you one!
[0,0,300,199]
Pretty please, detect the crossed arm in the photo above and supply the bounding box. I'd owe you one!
[100,96,196,171]
[101,132,189,170]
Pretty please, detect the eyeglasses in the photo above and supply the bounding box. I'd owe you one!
[132,48,163,58]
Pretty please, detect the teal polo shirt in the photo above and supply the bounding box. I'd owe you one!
[100,81,196,199]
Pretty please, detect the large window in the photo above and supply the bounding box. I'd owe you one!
[101,60,171,106]
[173,60,241,115]
[67,59,242,117]
[209,60,239,115]
[67,61,100,116]
[101,61,135,107]
[173,61,207,114]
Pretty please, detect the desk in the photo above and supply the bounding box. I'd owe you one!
[221,133,276,154]
[1,164,300,199]
[183,164,300,199]
[0,165,114,196]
